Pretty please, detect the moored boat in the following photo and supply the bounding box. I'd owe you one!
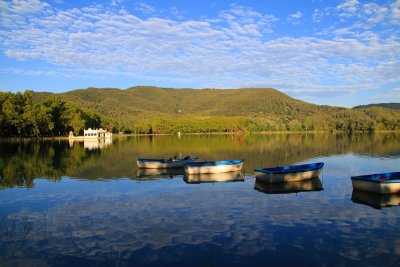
[136,156,198,169]
[254,162,324,183]
[184,171,244,184]
[254,178,323,194]
[184,159,244,174]
[351,172,400,194]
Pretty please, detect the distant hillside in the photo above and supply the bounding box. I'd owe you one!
[353,103,400,110]
[4,87,399,137]
[59,86,319,120]
[18,86,398,134]
[31,91,53,103]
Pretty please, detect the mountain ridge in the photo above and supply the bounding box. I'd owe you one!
[13,86,399,134]
[353,103,400,110]
[59,86,321,117]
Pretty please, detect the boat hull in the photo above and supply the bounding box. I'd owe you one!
[255,168,322,183]
[136,157,197,169]
[254,162,324,183]
[351,172,400,194]
[184,160,244,174]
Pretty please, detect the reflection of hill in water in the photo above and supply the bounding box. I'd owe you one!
[1,133,400,187]
[1,177,400,266]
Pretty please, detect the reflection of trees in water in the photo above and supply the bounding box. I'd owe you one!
[0,141,101,188]
[1,133,399,187]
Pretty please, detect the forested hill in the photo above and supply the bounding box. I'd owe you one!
[53,86,400,133]
[1,87,400,136]
[61,86,317,118]
[353,103,400,110]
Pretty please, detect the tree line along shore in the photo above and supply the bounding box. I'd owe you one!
[1,89,399,138]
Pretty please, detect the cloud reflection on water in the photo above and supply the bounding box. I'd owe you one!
[1,174,400,266]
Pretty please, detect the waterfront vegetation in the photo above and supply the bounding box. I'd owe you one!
[1,87,400,137]
[0,91,101,137]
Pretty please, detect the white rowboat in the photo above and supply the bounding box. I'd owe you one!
[184,159,244,174]
[254,162,324,183]
[351,172,400,194]
[136,156,197,169]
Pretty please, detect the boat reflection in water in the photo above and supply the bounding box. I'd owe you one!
[184,171,244,184]
[136,168,185,179]
[254,177,323,194]
[351,190,400,209]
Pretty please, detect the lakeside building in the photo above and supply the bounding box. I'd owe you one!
[69,128,112,139]
[84,128,112,138]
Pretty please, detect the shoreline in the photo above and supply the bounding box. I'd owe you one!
[0,130,399,141]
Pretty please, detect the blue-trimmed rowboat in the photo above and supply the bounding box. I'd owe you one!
[351,172,400,194]
[136,156,198,169]
[184,159,244,174]
[254,162,324,183]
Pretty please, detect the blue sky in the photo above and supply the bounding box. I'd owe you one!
[0,0,399,107]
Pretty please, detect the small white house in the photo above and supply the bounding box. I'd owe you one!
[84,128,112,139]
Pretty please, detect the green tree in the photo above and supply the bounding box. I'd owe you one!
[43,96,69,136]
[32,105,54,136]
[2,92,26,136]
[68,110,85,135]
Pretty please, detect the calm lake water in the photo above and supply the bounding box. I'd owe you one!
[1,133,400,266]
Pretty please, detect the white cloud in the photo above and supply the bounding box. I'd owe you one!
[390,0,400,24]
[217,5,278,35]
[337,0,359,17]
[111,0,123,6]
[0,0,399,102]
[312,9,323,23]
[289,11,303,19]
[287,11,303,24]
[169,7,185,20]
[363,3,388,24]
[5,0,49,14]
[371,88,400,102]
[134,2,156,16]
